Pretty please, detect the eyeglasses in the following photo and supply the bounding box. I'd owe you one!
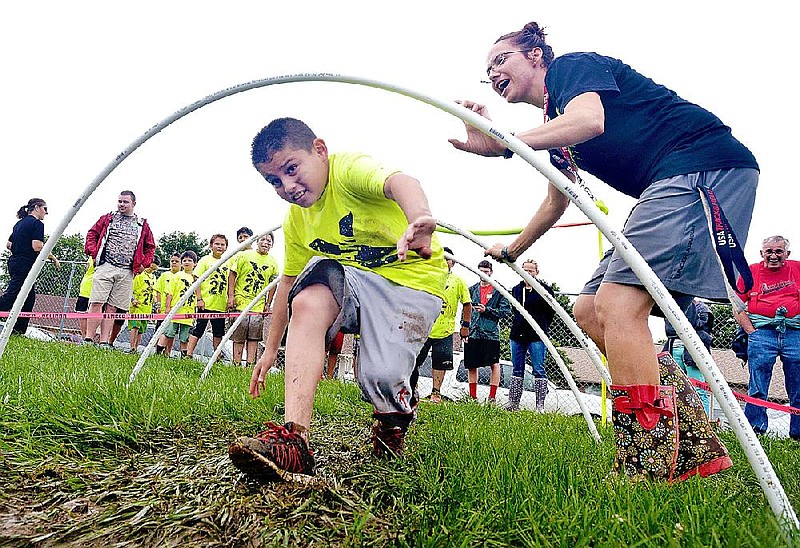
[763,249,786,256]
[39,205,48,213]
[485,50,527,78]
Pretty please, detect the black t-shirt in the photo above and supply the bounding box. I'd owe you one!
[546,52,759,198]
[8,215,44,269]
[509,280,556,343]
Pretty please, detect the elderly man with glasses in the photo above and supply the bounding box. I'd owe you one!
[735,235,800,440]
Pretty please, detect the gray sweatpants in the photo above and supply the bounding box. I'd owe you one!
[289,257,442,421]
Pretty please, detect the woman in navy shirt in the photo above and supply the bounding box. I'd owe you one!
[450,21,757,482]
[0,198,57,334]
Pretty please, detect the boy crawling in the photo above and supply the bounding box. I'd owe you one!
[228,118,447,482]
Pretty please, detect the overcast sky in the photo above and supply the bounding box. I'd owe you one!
[2,1,795,295]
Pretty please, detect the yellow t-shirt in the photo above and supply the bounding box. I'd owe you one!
[194,253,230,312]
[429,271,471,339]
[154,270,178,313]
[130,270,156,314]
[166,270,197,326]
[230,249,279,313]
[282,152,447,300]
[78,257,95,298]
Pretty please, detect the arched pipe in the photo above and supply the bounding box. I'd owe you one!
[0,72,792,530]
[449,253,602,443]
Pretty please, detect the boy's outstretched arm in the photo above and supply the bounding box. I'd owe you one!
[250,274,295,397]
[384,173,435,261]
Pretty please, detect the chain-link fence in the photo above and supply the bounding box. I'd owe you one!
[0,259,91,340]
[1,258,794,436]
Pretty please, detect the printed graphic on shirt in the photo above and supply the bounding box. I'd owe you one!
[195,254,230,312]
[168,271,197,326]
[131,271,156,314]
[282,152,447,301]
[103,213,138,267]
[231,250,279,313]
[309,212,399,268]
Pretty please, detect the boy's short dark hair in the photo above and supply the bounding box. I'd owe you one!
[181,250,198,263]
[151,257,160,267]
[210,233,228,246]
[251,117,317,166]
[237,226,253,238]
[478,260,493,270]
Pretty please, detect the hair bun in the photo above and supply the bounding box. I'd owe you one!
[523,22,547,40]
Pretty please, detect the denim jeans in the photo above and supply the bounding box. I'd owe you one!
[510,340,546,378]
[744,326,800,439]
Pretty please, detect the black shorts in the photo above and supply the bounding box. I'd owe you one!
[112,308,126,326]
[75,296,89,312]
[463,338,500,369]
[415,335,455,371]
[191,310,226,338]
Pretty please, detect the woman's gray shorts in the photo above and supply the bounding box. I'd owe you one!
[582,168,758,306]
[289,257,442,417]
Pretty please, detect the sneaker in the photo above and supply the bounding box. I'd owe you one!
[80,338,95,346]
[123,347,137,354]
[372,421,406,458]
[98,342,113,350]
[426,388,442,404]
[228,422,315,483]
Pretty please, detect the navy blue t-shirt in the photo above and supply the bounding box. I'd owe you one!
[546,53,758,198]
[8,215,44,269]
[509,280,556,344]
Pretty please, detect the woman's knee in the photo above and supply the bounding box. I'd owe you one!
[594,284,652,326]
[573,295,598,331]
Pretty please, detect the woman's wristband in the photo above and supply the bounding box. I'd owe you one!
[502,132,515,159]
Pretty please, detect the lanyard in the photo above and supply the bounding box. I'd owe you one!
[697,182,754,293]
[542,85,598,203]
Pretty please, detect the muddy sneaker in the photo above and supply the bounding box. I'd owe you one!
[228,422,315,483]
[372,421,406,458]
[427,388,442,404]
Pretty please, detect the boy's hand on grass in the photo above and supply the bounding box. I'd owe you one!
[249,348,278,398]
[397,215,436,261]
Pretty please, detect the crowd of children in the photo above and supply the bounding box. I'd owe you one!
[74,227,281,365]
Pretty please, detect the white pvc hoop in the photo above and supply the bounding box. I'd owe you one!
[127,228,279,384]
[0,72,792,531]
[437,220,611,386]
[450,253,602,443]
[199,276,279,381]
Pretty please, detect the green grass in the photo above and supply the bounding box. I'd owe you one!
[1,337,799,547]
